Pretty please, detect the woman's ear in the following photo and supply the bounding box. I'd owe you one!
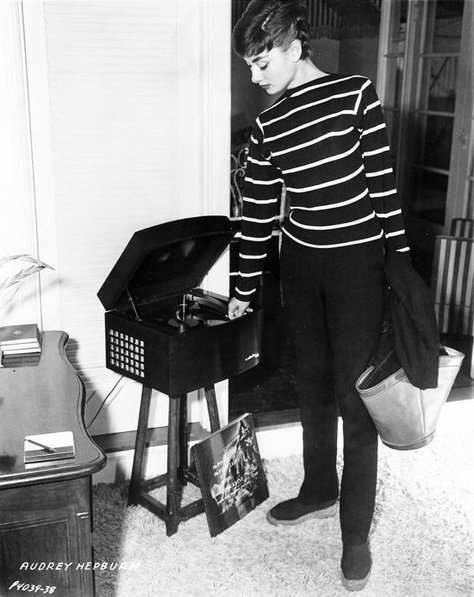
[289,39,303,62]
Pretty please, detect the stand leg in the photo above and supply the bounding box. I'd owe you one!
[166,396,181,536]
[178,394,188,484]
[204,385,220,432]
[470,337,474,379]
[128,385,153,506]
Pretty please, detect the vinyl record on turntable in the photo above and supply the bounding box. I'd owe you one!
[167,295,228,330]
[167,315,202,330]
[168,302,202,329]
[188,303,229,323]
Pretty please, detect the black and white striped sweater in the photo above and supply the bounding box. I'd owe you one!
[234,73,409,302]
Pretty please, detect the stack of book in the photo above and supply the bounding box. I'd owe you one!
[0,323,42,366]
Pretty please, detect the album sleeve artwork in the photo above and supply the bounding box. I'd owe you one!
[192,414,269,536]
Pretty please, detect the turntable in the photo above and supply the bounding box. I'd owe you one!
[97,215,263,534]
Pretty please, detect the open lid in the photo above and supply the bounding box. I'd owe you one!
[97,216,237,311]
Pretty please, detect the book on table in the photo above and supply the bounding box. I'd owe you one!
[0,324,41,365]
[2,345,42,355]
[2,354,41,367]
[0,323,41,347]
[24,431,75,464]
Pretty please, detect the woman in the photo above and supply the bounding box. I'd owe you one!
[228,0,410,592]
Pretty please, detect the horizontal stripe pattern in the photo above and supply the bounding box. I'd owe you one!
[234,73,409,301]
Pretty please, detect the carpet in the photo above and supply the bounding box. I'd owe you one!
[92,399,474,597]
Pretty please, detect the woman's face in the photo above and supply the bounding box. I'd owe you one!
[244,43,300,95]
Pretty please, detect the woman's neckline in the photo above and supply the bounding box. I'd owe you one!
[284,73,334,96]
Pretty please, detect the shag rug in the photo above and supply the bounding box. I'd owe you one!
[93,400,474,597]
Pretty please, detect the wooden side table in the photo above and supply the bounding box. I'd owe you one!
[0,331,106,596]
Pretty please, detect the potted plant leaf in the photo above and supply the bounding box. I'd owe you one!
[0,254,53,311]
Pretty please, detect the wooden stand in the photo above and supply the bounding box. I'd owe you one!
[128,384,220,536]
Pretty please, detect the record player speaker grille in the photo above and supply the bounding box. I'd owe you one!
[108,328,145,379]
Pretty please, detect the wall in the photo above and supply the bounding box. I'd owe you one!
[311,37,341,74]
[0,0,231,439]
[0,2,42,327]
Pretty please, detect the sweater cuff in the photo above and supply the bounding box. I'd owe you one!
[386,249,412,266]
[233,286,256,303]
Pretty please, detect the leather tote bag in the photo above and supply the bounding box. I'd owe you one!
[356,346,464,450]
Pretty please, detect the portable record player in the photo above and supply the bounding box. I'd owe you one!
[97,215,263,396]
[97,215,263,535]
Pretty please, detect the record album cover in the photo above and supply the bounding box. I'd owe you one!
[191,413,269,537]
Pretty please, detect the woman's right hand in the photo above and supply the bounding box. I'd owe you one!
[228,297,250,320]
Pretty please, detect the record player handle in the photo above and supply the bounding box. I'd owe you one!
[228,297,250,320]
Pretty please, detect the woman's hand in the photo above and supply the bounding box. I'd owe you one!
[228,297,250,320]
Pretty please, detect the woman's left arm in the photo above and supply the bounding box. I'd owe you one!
[358,78,410,255]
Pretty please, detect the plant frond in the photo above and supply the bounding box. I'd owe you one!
[0,254,54,307]
[0,254,53,270]
[0,264,51,292]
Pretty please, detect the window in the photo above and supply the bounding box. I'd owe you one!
[378,0,471,237]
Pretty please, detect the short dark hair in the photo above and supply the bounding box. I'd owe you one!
[232,0,312,60]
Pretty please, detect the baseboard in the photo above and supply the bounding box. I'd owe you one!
[92,421,208,454]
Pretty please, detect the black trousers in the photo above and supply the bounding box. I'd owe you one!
[280,235,385,545]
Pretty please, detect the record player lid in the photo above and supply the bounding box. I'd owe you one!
[97,216,237,311]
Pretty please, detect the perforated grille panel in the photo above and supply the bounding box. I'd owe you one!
[108,328,145,378]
